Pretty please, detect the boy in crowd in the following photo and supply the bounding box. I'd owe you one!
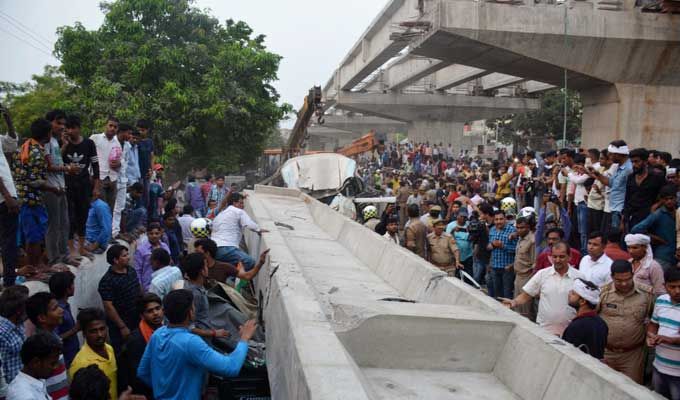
[69,308,118,400]
[134,222,170,291]
[118,293,164,398]
[14,119,61,270]
[48,272,80,368]
[98,245,142,352]
[148,248,183,299]
[7,333,62,400]
[62,115,100,257]
[83,191,112,254]
[648,268,680,398]
[25,292,69,400]
[0,285,29,385]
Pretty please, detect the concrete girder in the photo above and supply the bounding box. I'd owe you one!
[434,64,491,91]
[334,91,540,122]
[409,1,680,88]
[480,73,526,91]
[323,0,430,94]
[385,57,452,91]
[320,114,408,135]
[524,81,555,94]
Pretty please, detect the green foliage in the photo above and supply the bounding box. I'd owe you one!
[0,66,84,137]
[53,0,291,174]
[487,89,582,146]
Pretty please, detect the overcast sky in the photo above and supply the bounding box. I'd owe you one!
[0,0,389,126]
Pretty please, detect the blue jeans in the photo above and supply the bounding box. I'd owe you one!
[492,268,515,299]
[216,246,256,271]
[472,257,487,286]
[611,211,622,233]
[577,202,588,256]
[124,207,147,233]
[653,367,680,400]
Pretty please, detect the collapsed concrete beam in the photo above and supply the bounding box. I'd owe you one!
[334,91,540,123]
[524,81,555,94]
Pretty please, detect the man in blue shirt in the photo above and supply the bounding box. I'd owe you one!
[487,210,517,299]
[631,185,678,270]
[84,193,112,254]
[590,140,632,233]
[446,208,474,283]
[137,289,257,400]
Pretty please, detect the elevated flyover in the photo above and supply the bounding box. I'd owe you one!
[323,0,680,152]
[244,185,663,400]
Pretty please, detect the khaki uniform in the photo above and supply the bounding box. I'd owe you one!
[405,219,428,259]
[427,231,459,275]
[597,282,654,384]
[513,233,536,320]
[397,186,411,230]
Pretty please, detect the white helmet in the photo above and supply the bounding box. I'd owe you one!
[500,197,517,215]
[518,206,537,219]
[363,205,378,220]
[190,218,212,238]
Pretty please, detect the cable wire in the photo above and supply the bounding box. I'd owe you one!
[0,10,53,50]
[0,25,53,57]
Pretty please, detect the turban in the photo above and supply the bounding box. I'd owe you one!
[573,279,601,305]
[625,233,651,246]
[607,144,629,155]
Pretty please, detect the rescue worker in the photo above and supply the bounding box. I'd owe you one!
[598,259,654,384]
[362,205,380,232]
[427,219,462,276]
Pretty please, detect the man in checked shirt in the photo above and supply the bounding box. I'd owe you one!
[487,210,518,299]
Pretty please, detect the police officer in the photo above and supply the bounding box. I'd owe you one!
[597,259,654,384]
[427,219,461,276]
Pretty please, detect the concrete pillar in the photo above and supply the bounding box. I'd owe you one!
[581,84,680,154]
[406,120,465,147]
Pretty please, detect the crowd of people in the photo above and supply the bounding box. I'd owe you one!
[0,107,270,400]
[357,139,680,398]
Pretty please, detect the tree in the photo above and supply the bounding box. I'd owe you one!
[0,66,83,137]
[487,89,582,146]
[54,0,291,174]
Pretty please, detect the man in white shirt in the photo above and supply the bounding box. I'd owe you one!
[0,106,19,286]
[177,205,196,248]
[112,124,133,237]
[7,332,61,400]
[579,231,613,288]
[211,193,268,271]
[90,117,121,211]
[567,154,590,256]
[502,241,585,336]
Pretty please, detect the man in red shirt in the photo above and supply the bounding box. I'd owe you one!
[535,227,582,271]
[603,229,631,261]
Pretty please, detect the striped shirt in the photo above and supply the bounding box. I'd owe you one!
[149,266,183,299]
[652,294,680,376]
[36,330,69,400]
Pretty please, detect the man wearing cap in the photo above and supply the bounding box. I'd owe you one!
[420,204,441,232]
[598,260,654,383]
[625,233,666,296]
[427,219,461,276]
[589,140,632,233]
[562,278,609,360]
